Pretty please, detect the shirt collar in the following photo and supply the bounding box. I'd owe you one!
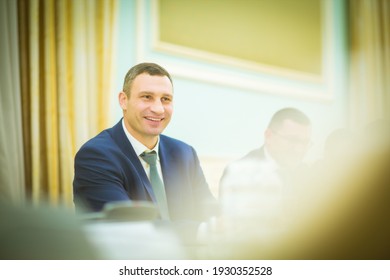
[121,119,160,157]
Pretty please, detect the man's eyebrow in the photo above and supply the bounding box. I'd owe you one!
[137,91,173,97]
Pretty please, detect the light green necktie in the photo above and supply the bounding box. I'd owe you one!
[140,151,170,220]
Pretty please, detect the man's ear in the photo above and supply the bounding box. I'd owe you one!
[118,91,128,110]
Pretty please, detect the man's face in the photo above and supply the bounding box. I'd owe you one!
[265,119,311,167]
[119,73,173,148]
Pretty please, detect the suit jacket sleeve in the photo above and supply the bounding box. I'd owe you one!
[73,142,131,211]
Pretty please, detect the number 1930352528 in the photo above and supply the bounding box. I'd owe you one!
[212,266,272,276]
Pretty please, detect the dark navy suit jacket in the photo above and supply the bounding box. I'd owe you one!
[73,119,216,221]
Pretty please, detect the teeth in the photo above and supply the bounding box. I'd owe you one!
[146,117,162,121]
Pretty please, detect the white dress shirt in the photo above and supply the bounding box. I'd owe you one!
[121,119,164,181]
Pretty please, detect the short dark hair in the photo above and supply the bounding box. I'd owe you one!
[122,62,173,96]
[268,107,311,130]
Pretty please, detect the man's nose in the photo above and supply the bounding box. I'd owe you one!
[150,99,164,114]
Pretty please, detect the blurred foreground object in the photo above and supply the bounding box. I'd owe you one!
[79,200,158,221]
[0,201,99,260]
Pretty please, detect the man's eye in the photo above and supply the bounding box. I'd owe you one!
[142,95,151,100]
[162,97,172,102]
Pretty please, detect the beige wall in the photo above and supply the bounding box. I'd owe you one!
[159,0,322,75]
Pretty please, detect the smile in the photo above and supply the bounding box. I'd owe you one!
[145,117,164,122]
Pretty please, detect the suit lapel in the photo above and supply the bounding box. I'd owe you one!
[158,136,177,206]
[108,119,156,202]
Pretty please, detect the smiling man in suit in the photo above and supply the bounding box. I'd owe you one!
[73,62,216,221]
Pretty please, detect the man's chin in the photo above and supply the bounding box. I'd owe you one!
[145,128,165,137]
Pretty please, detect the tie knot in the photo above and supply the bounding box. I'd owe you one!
[140,151,157,166]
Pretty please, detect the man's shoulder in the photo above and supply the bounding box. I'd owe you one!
[79,129,113,150]
[76,121,122,155]
[160,134,193,150]
[222,147,265,175]
[159,135,199,161]
[241,147,265,161]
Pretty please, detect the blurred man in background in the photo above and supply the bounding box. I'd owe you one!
[218,108,312,238]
